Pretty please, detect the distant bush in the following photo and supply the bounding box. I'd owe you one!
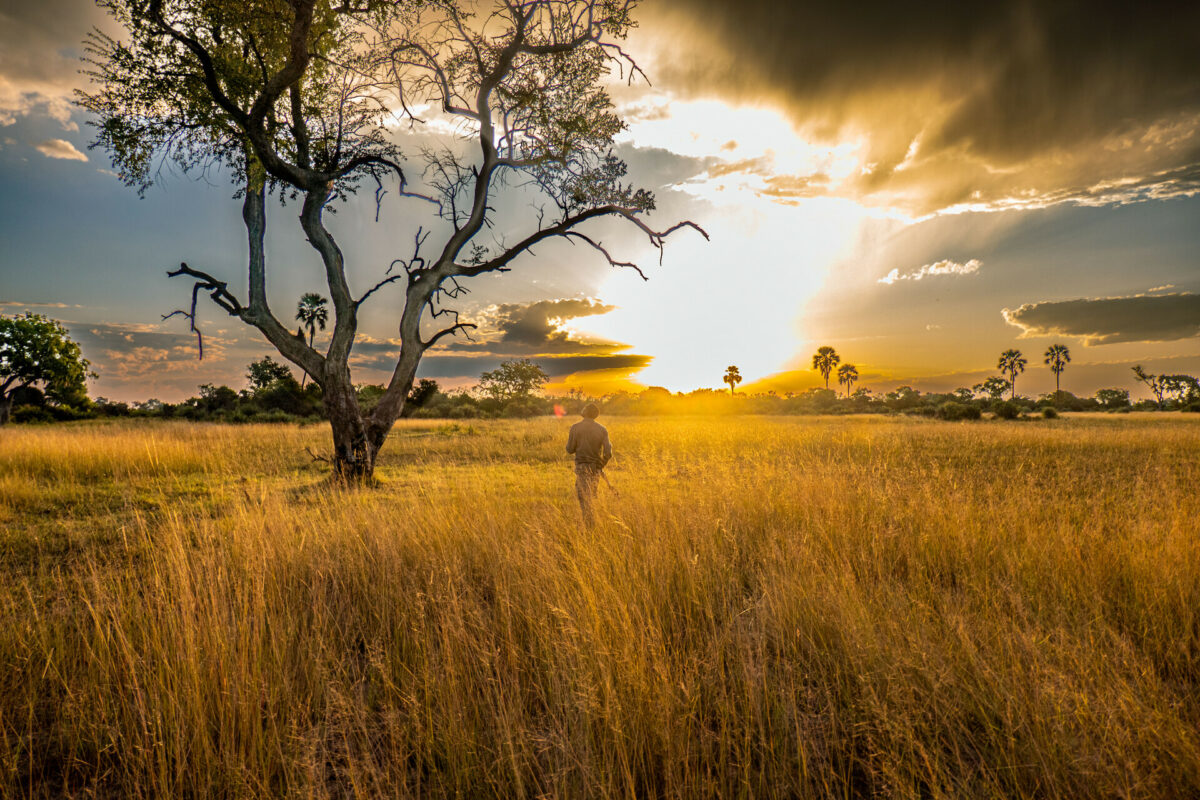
[1042,407,1059,419]
[502,396,547,418]
[994,401,1020,420]
[938,401,981,421]
[12,405,54,424]
[95,399,131,417]
[1184,402,1200,413]
[1094,388,1130,410]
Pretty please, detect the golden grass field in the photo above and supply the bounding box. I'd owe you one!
[2,414,1199,799]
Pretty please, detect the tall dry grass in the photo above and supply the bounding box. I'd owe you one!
[1,415,1198,798]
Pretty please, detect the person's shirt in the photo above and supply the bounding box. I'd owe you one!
[566,418,612,468]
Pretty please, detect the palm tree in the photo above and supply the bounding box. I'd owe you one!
[837,363,858,397]
[723,365,742,395]
[295,293,328,387]
[1044,343,1070,398]
[997,349,1027,400]
[812,346,840,389]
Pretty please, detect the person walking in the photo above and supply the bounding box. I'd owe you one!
[566,403,611,526]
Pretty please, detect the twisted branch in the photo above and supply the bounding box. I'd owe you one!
[163,262,244,359]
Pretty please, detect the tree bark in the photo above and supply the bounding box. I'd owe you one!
[0,395,12,426]
[322,373,378,480]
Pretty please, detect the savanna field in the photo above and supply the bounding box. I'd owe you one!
[2,415,1199,799]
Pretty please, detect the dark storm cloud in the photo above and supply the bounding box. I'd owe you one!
[348,299,652,382]
[442,298,628,354]
[490,298,618,349]
[414,353,652,380]
[1003,292,1200,345]
[350,352,652,380]
[650,0,1200,211]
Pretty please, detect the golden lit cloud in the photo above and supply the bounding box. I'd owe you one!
[34,138,87,161]
[878,259,982,285]
[630,0,1200,214]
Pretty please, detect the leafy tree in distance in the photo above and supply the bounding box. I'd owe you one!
[973,376,1011,401]
[0,313,94,425]
[812,346,840,389]
[1044,343,1070,398]
[247,356,293,392]
[479,359,548,402]
[295,293,328,387]
[837,363,858,397]
[80,0,703,478]
[1160,374,1200,406]
[1131,365,1166,408]
[407,379,440,408]
[997,349,1027,400]
[1094,388,1131,410]
[723,365,742,395]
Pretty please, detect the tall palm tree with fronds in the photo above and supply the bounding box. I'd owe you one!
[997,349,1027,400]
[837,363,858,397]
[812,346,840,389]
[296,293,328,387]
[723,365,742,395]
[1044,343,1070,398]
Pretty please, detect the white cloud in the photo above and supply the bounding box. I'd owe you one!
[0,300,81,308]
[878,258,982,285]
[34,138,87,162]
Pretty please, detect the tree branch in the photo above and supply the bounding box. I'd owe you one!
[453,205,708,278]
[164,262,245,360]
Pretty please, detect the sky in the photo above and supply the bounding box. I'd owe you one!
[1,0,1198,402]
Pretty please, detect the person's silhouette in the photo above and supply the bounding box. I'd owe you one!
[565,403,611,526]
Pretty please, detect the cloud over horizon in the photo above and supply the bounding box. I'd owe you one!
[646,0,1200,212]
[348,298,653,386]
[1003,292,1200,345]
[879,258,982,285]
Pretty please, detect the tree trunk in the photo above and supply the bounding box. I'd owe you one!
[0,395,12,426]
[322,377,378,480]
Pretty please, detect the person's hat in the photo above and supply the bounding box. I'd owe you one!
[581,403,600,419]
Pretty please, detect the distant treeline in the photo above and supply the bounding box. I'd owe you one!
[11,380,1200,426]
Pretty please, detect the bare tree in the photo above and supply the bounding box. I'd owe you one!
[1132,365,1166,408]
[81,0,704,479]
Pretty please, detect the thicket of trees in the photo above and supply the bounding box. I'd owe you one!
[6,315,1200,425]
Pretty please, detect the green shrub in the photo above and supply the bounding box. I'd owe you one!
[446,404,482,419]
[503,396,547,418]
[1183,402,1200,413]
[12,405,55,424]
[994,401,1020,420]
[1042,407,1059,419]
[937,401,982,421]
